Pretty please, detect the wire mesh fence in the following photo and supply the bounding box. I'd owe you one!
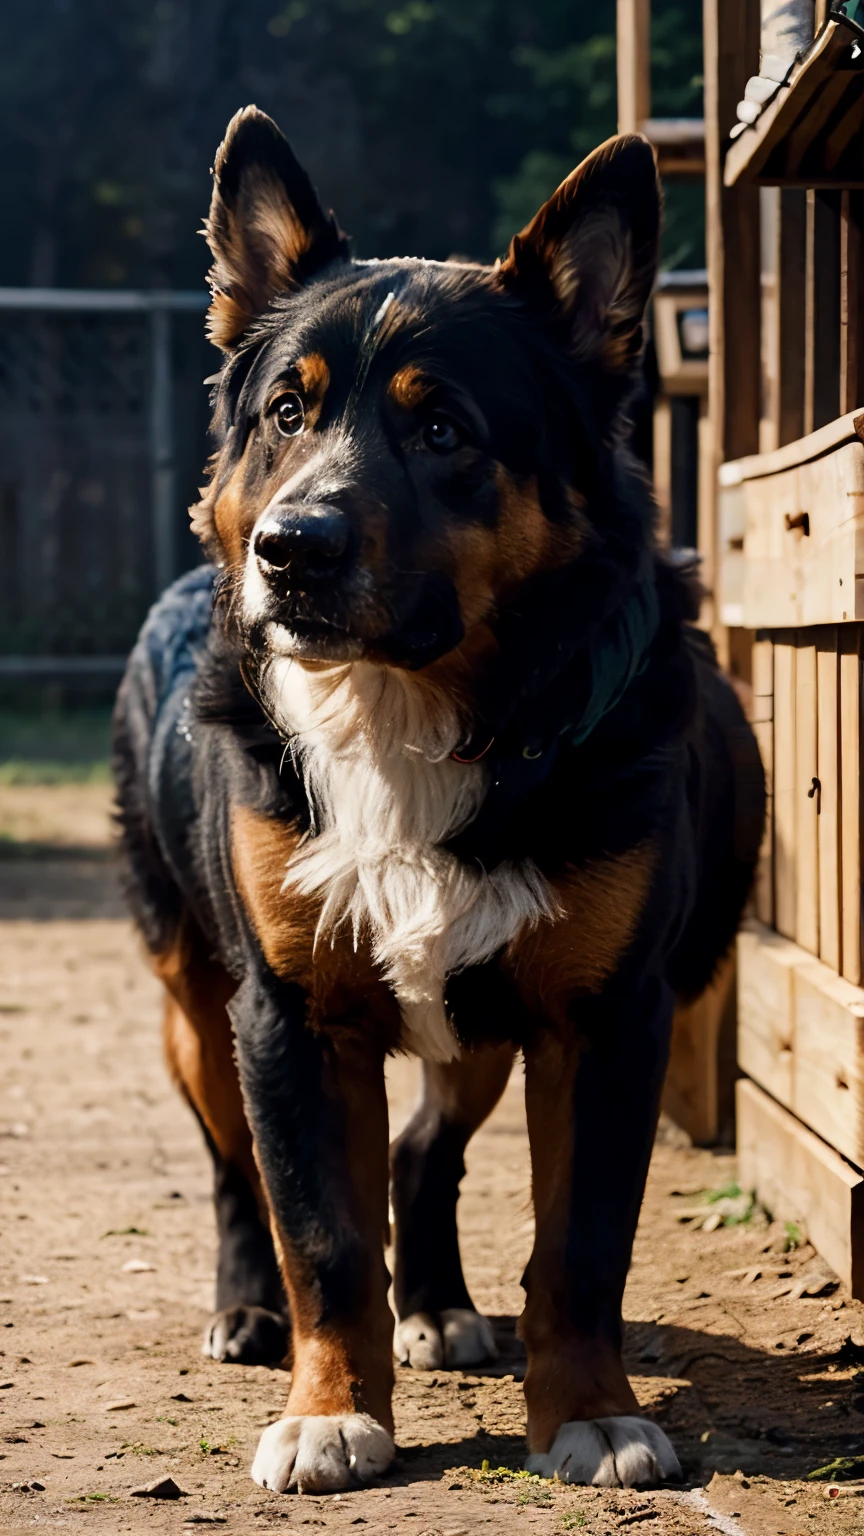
[0,289,214,678]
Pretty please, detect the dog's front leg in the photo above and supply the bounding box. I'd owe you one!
[229,971,395,1495]
[521,976,681,1488]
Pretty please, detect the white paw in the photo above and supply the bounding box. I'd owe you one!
[441,1307,498,1366]
[525,1416,680,1488]
[394,1307,498,1370]
[251,1413,394,1495]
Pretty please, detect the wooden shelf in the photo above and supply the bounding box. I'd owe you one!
[642,118,705,177]
[725,20,864,187]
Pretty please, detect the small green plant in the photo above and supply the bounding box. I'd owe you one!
[121,1441,161,1456]
[784,1220,804,1252]
[561,1515,588,1531]
[807,1453,864,1481]
[155,1414,177,1427]
[68,1493,119,1504]
[467,1461,551,1486]
[101,1226,149,1238]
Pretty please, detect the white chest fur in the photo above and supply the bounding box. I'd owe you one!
[265,655,557,1062]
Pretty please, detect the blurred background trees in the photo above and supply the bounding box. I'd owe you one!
[0,0,702,291]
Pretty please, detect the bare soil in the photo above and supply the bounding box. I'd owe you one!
[2,785,864,1535]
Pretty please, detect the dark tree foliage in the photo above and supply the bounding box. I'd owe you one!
[0,0,702,290]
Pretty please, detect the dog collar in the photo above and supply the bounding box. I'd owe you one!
[450,731,495,764]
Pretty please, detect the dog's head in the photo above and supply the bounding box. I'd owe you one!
[194,106,660,692]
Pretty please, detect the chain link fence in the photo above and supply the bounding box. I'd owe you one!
[0,289,214,683]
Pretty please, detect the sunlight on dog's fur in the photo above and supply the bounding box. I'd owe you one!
[266,656,559,1061]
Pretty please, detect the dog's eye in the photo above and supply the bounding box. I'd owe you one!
[423,412,463,454]
[273,392,305,438]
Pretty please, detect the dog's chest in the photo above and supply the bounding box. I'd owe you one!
[282,747,554,1062]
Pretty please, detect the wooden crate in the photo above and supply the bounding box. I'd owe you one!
[741,626,864,981]
[738,920,864,1166]
[728,412,864,630]
[737,1078,864,1298]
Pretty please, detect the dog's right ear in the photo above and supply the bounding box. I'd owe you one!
[204,106,349,350]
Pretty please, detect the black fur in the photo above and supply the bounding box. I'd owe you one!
[112,111,765,1469]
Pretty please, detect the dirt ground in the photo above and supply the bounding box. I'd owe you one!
[3,787,864,1535]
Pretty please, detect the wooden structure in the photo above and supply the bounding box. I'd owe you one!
[618,1,738,1144]
[620,2,864,1292]
[621,0,864,1292]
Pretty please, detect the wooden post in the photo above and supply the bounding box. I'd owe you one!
[840,190,864,415]
[704,0,761,628]
[617,0,651,135]
[752,637,775,927]
[816,627,841,974]
[795,636,819,955]
[774,636,798,942]
[804,190,841,435]
[653,397,672,545]
[840,628,864,985]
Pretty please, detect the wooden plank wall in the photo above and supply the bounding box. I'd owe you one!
[751,627,863,979]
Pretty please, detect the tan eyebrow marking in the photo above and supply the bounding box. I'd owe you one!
[387,365,434,410]
[295,353,331,398]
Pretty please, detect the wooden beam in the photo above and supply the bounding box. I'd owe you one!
[704,0,761,629]
[795,636,819,956]
[737,1077,864,1297]
[804,190,842,435]
[817,627,841,974]
[760,188,807,451]
[617,0,651,135]
[664,950,736,1145]
[724,22,854,186]
[752,637,774,927]
[739,921,864,1167]
[777,191,808,447]
[774,637,797,942]
[841,191,864,414]
[841,628,864,986]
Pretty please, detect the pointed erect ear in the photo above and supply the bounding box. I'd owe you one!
[498,134,661,371]
[204,105,349,350]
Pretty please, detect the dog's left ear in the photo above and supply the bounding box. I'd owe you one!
[204,105,349,350]
[498,134,660,371]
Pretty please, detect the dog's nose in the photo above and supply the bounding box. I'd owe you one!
[253,510,351,582]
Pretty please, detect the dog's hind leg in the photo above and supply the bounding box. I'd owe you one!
[389,1042,514,1370]
[158,921,289,1366]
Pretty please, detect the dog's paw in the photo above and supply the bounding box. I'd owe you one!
[251,1413,394,1494]
[394,1307,497,1370]
[202,1305,289,1365]
[525,1416,680,1488]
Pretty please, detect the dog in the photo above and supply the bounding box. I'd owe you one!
[112,105,765,1495]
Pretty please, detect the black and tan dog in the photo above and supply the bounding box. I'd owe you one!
[113,106,764,1495]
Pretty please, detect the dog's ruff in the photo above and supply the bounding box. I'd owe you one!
[252,1412,394,1494]
[525,1416,681,1487]
[265,656,558,1062]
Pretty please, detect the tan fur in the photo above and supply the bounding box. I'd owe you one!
[155,917,264,1213]
[444,467,586,634]
[294,353,331,420]
[270,1023,395,1434]
[387,364,434,410]
[231,802,403,1040]
[505,842,657,1023]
